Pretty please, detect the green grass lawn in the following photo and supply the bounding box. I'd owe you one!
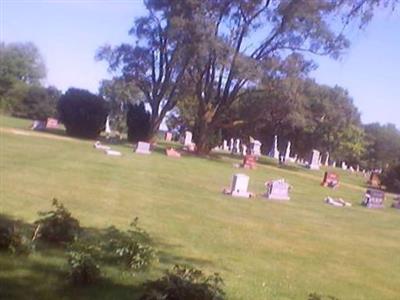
[1,115,399,300]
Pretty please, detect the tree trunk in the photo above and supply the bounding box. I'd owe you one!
[194,104,216,155]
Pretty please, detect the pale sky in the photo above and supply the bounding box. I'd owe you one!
[1,0,399,128]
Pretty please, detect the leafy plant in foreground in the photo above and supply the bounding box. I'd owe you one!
[67,250,101,285]
[101,218,156,271]
[0,216,31,254]
[34,198,80,245]
[139,265,225,300]
[308,292,339,300]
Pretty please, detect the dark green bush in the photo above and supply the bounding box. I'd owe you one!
[35,199,80,245]
[0,216,31,254]
[67,250,101,285]
[127,102,151,142]
[139,265,225,300]
[308,292,339,300]
[58,88,109,138]
[381,164,400,193]
[100,218,156,270]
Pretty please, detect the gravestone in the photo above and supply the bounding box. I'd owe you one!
[242,154,256,169]
[284,141,291,160]
[31,120,46,131]
[321,171,339,188]
[184,131,193,146]
[165,132,173,142]
[166,148,181,158]
[229,138,234,152]
[269,135,279,159]
[341,161,347,170]
[223,140,229,151]
[242,145,247,156]
[135,141,151,154]
[251,140,262,156]
[105,116,112,135]
[104,149,121,156]
[46,118,59,129]
[392,195,400,209]
[324,152,330,166]
[368,172,381,188]
[361,188,384,208]
[227,174,251,198]
[265,179,290,200]
[233,139,240,154]
[332,161,336,168]
[308,150,320,170]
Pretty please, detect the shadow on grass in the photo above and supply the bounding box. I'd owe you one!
[2,215,213,299]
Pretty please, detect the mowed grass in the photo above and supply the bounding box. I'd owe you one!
[0,115,399,300]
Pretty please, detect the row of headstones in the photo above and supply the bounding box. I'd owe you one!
[224,173,400,209]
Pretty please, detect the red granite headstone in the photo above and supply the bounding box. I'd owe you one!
[321,171,339,188]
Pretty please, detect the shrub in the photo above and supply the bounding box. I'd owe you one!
[0,216,31,254]
[381,164,400,193]
[127,102,151,142]
[11,85,59,120]
[308,293,339,300]
[100,218,156,271]
[34,198,80,245]
[67,250,100,285]
[139,265,225,300]
[58,88,109,138]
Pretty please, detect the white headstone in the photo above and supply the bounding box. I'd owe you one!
[105,116,112,134]
[135,141,151,154]
[184,131,193,146]
[309,150,320,170]
[229,138,234,152]
[223,140,229,151]
[252,140,262,156]
[230,174,251,198]
[105,149,121,156]
[242,145,247,156]
[234,139,240,154]
[341,161,347,170]
[284,141,291,160]
[265,179,290,200]
[270,135,279,159]
[324,152,330,166]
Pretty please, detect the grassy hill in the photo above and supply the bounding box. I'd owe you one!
[1,115,399,300]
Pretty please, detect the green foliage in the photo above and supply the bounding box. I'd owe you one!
[308,292,339,300]
[35,199,80,245]
[0,42,46,112]
[67,250,101,285]
[364,123,400,169]
[101,218,156,271]
[127,102,151,142]
[139,265,225,300]
[58,88,109,138]
[0,216,31,255]
[11,85,60,120]
[381,164,400,193]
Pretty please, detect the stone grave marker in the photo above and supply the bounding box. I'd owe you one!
[264,179,290,200]
[242,154,256,169]
[31,120,46,131]
[251,140,262,156]
[269,135,279,159]
[223,174,252,198]
[184,131,192,146]
[308,149,320,170]
[321,171,339,188]
[361,188,385,208]
[46,118,59,129]
[135,141,151,154]
[165,132,173,142]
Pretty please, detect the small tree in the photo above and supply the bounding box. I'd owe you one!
[126,102,151,143]
[58,88,109,138]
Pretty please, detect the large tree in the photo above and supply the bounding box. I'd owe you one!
[0,42,46,112]
[97,1,197,141]
[152,0,396,153]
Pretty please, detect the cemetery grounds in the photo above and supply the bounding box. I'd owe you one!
[0,115,399,300]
